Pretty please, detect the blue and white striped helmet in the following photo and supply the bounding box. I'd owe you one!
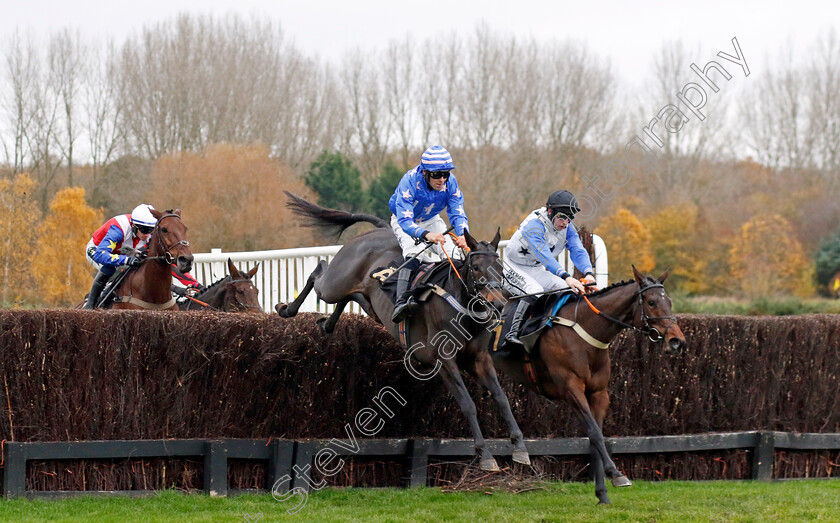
[419,145,455,172]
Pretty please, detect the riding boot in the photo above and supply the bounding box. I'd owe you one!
[391,267,417,323]
[83,271,110,309]
[504,299,532,348]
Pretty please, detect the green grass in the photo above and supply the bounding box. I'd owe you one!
[0,480,838,522]
[673,295,840,316]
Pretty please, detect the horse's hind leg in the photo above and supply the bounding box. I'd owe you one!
[315,296,350,335]
[276,260,326,318]
[471,350,530,465]
[350,292,380,323]
[437,358,499,472]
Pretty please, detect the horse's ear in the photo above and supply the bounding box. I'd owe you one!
[173,208,182,216]
[632,265,645,284]
[246,264,259,279]
[227,258,242,279]
[491,227,501,250]
[656,269,670,283]
[150,208,163,220]
[464,229,479,251]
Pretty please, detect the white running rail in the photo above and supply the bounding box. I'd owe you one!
[191,236,608,314]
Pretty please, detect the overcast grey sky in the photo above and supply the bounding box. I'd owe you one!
[1,0,837,84]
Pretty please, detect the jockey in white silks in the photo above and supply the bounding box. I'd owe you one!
[502,190,597,347]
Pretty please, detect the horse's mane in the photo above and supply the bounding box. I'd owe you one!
[587,278,635,297]
[586,275,658,298]
[195,275,230,297]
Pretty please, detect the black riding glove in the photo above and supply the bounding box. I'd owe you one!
[127,251,146,267]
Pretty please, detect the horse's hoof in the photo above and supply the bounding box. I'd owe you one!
[612,475,632,487]
[479,458,500,472]
[275,303,289,317]
[597,499,611,505]
[512,450,531,466]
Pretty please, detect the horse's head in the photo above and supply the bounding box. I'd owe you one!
[463,228,506,310]
[222,258,262,313]
[632,266,686,354]
[150,208,194,274]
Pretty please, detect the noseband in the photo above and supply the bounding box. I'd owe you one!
[463,250,503,295]
[634,283,677,342]
[225,278,262,312]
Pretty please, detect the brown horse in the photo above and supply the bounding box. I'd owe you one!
[179,258,261,312]
[492,266,686,504]
[276,193,530,471]
[110,209,194,310]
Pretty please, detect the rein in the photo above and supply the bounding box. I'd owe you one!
[579,282,676,343]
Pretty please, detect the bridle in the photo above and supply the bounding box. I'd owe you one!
[632,283,677,342]
[579,282,676,343]
[463,250,504,296]
[145,213,190,265]
[224,278,262,312]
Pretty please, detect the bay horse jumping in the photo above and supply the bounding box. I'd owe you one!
[276,193,530,470]
[178,258,261,313]
[109,209,193,310]
[492,266,686,504]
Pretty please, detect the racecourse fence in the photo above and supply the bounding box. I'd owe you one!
[189,234,609,314]
[1,310,839,495]
[4,432,840,498]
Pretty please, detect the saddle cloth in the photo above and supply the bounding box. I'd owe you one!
[495,291,575,354]
[370,259,461,306]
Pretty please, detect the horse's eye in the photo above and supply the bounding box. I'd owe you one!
[648,300,657,307]
[161,228,168,233]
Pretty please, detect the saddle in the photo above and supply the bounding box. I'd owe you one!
[94,266,134,309]
[493,291,575,354]
[370,259,461,306]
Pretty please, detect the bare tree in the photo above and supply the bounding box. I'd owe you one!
[48,29,86,186]
[85,39,123,186]
[340,49,391,180]
[1,30,39,173]
[806,30,840,191]
[383,37,416,167]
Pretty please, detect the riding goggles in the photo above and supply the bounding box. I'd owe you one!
[427,170,451,180]
[135,224,154,235]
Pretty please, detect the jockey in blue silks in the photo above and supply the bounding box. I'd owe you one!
[502,190,597,347]
[388,145,470,323]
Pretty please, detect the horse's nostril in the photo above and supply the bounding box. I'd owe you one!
[669,338,683,352]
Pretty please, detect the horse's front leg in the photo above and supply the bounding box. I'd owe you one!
[276,260,326,318]
[472,350,530,465]
[589,389,631,487]
[437,357,499,472]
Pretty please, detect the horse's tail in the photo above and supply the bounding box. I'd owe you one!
[285,191,389,238]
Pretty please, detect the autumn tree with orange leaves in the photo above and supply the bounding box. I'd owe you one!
[729,214,814,298]
[146,143,318,252]
[32,187,102,306]
[594,208,655,282]
[0,173,42,305]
